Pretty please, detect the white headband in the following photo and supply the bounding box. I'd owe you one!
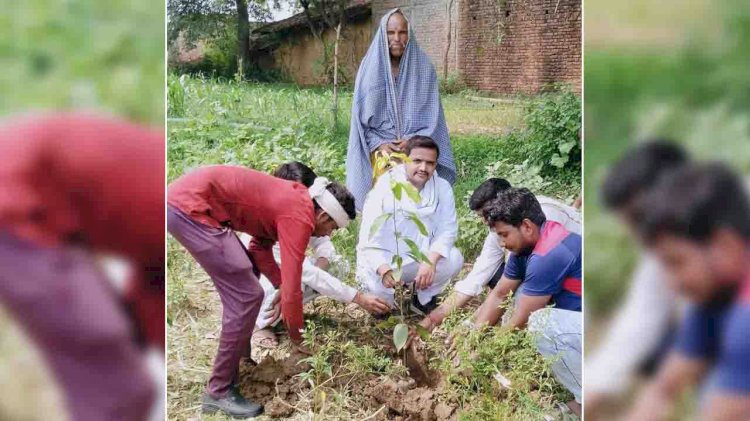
[309,177,351,229]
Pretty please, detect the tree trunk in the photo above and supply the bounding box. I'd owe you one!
[235,0,251,77]
[442,0,455,80]
[332,22,342,129]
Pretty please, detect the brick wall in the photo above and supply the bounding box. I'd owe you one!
[457,0,581,93]
[372,0,581,94]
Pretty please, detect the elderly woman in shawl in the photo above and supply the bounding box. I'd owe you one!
[346,9,456,210]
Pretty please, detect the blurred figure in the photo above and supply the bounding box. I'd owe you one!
[0,113,165,420]
[622,163,750,419]
[585,141,689,415]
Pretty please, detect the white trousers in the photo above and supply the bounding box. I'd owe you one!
[357,247,463,307]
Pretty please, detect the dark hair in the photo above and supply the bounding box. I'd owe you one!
[469,178,512,211]
[638,163,750,244]
[312,182,357,222]
[405,136,440,159]
[273,162,317,187]
[601,140,688,210]
[484,187,547,228]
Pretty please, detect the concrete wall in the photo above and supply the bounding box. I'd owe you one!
[266,17,373,86]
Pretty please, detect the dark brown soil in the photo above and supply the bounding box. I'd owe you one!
[237,351,311,408]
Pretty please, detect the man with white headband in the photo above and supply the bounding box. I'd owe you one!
[357,136,463,315]
[167,165,356,419]
[243,162,390,349]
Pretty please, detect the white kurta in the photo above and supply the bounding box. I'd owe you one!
[237,233,358,330]
[453,196,582,297]
[356,165,463,305]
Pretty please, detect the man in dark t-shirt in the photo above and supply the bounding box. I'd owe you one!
[471,187,582,416]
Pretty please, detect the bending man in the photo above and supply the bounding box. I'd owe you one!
[167,165,356,418]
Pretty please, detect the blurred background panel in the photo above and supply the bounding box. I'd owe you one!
[584,0,750,417]
[585,0,750,316]
[0,0,164,124]
[0,1,164,420]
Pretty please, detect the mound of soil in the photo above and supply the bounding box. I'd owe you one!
[265,396,295,418]
[365,377,456,421]
[238,352,311,409]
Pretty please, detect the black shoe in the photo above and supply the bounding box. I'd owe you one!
[410,293,438,316]
[202,387,263,419]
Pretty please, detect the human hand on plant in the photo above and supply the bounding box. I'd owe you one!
[353,291,391,314]
[381,269,399,289]
[414,262,435,290]
[405,316,435,349]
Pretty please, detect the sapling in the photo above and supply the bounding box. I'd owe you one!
[369,151,434,355]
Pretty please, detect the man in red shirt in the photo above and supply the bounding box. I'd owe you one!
[167,165,356,418]
[0,113,165,421]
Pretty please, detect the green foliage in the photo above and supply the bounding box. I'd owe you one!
[2,0,164,124]
[440,72,467,95]
[393,324,409,352]
[454,208,487,263]
[299,319,404,387]
[168,74,187,117]
[344,344,393,374]
[430,326,569,418]
[167,238,191,325]
[520,87,582,175]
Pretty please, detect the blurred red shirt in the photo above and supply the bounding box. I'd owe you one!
[0,113,165,346]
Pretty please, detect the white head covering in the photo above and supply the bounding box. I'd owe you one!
[309,177,351,229]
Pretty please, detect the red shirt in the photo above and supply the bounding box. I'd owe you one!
[167,165,315,341]
[0,113,165,346]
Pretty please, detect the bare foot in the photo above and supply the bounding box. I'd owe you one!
[251,328,278,349]
[567,400,582,418]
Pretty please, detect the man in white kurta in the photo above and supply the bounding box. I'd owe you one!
[416,178,582,332]
[356,136,463,312]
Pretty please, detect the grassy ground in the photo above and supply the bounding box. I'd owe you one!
[167,77,580,420]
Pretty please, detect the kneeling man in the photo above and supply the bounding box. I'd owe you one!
[356,136,463,315]
[473,187,582,416]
